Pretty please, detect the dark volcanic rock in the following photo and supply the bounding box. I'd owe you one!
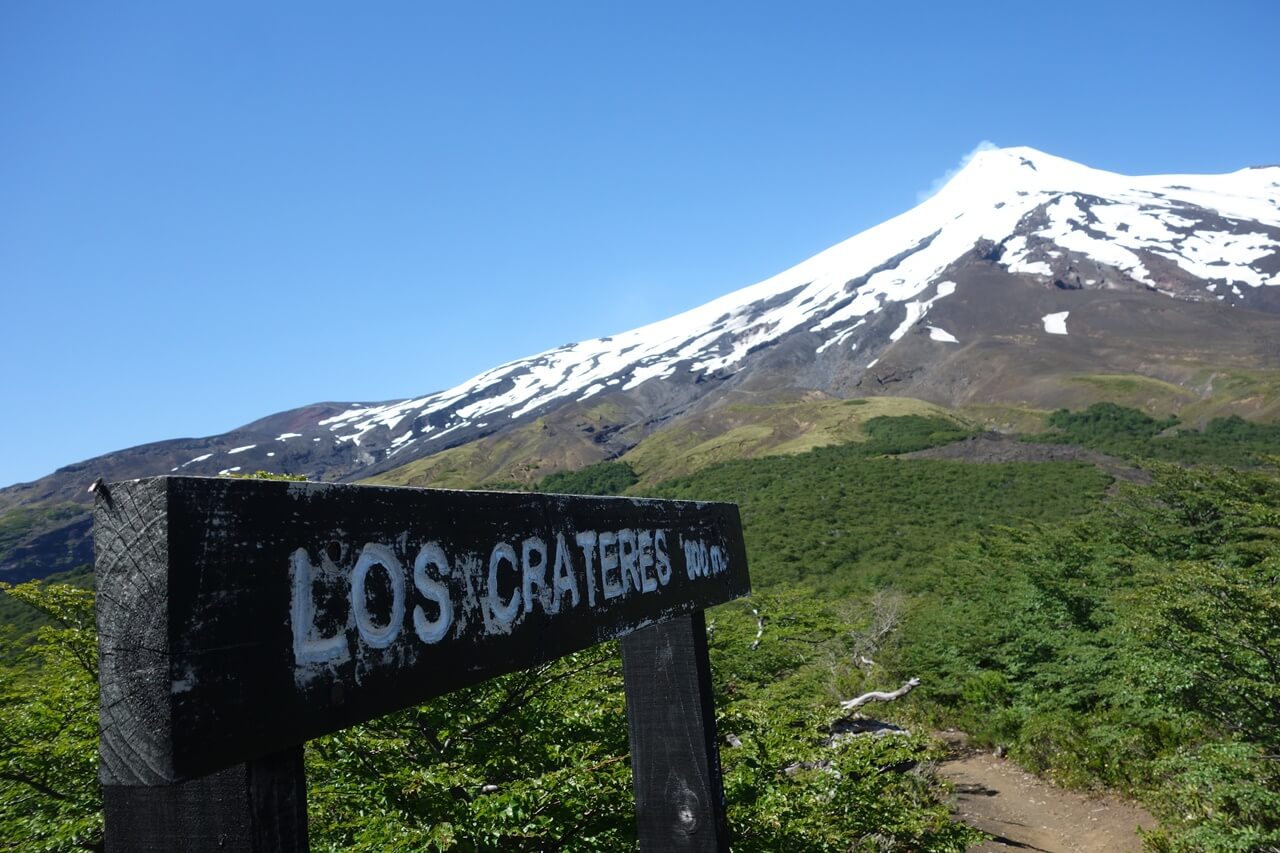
[4,147,1279,581]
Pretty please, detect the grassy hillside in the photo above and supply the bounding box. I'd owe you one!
[366,393,965,492]
[367,366,1280,495]
[1064,367,1280,424]
[1178,366,1280,422]
[620,394,964,488]
[954,367,1280,436]
[955,402,1053,434]
[364,400,637,489]
[0,501,92,585]
[0,504,82,556]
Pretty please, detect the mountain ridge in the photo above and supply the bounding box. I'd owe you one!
[4,146,1280,580]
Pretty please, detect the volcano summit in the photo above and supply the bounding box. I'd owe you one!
[4,147,1279,580]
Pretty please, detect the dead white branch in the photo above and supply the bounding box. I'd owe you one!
[783,680,921,778]
[851,590,903,673]
[839,677,921,712]
[749,608,764,650]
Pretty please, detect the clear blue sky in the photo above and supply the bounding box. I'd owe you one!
[3,1,1277,488]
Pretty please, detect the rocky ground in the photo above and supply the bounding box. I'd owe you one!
[937,732,1157,852]
[902,433,1150,488]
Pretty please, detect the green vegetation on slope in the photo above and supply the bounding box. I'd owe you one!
[537,461,639,496]
[1069,367,1280,425]
[652,442,1109,595]
[0,504,84,557]
[0,584,981,851]
[1030,402,1280,467]
[889,464,1280,850]
[621,395,963,488]
[533,414,976,501]
[0,500,94,636]
[0,501,91,583]
[1066,373,1199,412]
[6,411,1280,849]
[0,565,93,642]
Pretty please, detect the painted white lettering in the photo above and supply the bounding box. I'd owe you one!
[351,543,405,649]
[710,544,727,575]
[522,536,551,615]
[637,529,658,593]
[551,532,578,612]
[618,528,640,594]
[599,530,623,599]
[575,530,600,606]
[487,541,521,629]
[683,537,709,579]
[290,548,347,665]
[412,541,453,644]
[458,555,491,634]
[654,529,672,585]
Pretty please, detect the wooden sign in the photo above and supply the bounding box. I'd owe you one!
[94,476,750,794]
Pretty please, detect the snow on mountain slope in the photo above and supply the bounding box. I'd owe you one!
[314,147,1280,460]
[6,146,1280,581]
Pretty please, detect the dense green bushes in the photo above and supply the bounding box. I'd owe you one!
[537,461,639,496]
[4,412,1279,849]
[1030,402,1280,467]
[653,447,1109,594]
[0,565,93,641]
[858,414,975,455]
[304,589,981,851]
[0,582,981,851]
[0,422,1000,850]
[0,583,100,851]
[889,464,1280,850]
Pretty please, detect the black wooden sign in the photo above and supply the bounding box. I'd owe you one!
[95,475,749,851]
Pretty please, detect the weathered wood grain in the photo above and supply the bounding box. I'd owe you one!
[621,612,728,853]
[95,477,173,786]
[102,746,307,852]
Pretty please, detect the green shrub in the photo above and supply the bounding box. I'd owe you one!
[890,463,1280,847]
[859,415,974,454]
[0,582,101,852]
[1029,403,1280,466]
[538,461,639,496]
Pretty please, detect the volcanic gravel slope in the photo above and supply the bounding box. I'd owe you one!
[5,147,1280,579]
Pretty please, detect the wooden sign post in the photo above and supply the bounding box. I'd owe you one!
[94,476,749,851]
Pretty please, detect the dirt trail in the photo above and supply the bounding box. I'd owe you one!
[937,733,1157,852]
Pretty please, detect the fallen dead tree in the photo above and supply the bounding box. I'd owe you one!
[777,676,923,776]
[840,677,921,712]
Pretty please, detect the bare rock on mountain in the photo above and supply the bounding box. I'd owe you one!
[5,147,1280,579]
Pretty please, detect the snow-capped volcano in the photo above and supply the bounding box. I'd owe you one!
[5,146,1280,583]
[309,146,1280,464]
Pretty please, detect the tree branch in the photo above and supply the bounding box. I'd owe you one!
[839,677,921,711]
[0,769,77,804]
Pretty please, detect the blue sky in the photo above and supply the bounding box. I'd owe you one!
[3,1,1278,488]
